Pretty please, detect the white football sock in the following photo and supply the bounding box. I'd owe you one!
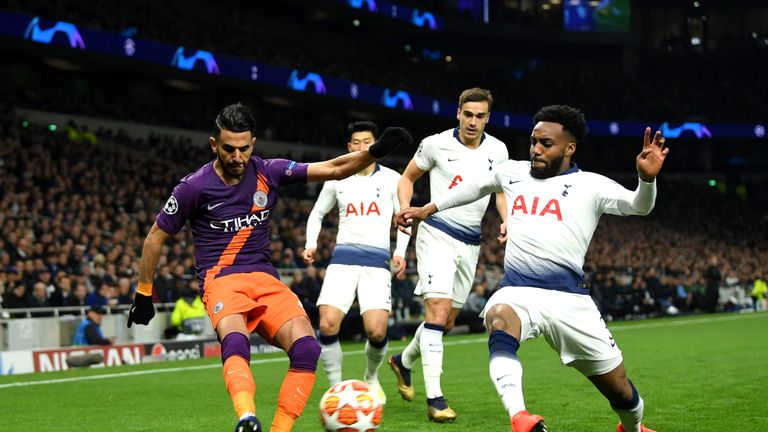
[489,352,525,416]
[401,322,424,369]
[613,397,644,432]
[320,339,343,386]
[420,326,444,399]
[364,339,388,382]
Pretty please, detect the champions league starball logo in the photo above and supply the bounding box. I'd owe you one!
[163,196,179,214]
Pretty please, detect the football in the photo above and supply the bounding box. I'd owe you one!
[319,379,383,431]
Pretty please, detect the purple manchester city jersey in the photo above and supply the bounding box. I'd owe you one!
[156,156,308,291]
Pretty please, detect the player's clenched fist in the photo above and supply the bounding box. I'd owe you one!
[127,293,155,327]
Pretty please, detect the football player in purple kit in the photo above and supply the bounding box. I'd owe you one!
[126,103,411,432]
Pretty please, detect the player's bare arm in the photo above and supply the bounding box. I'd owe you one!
[391,255,406,280]
[397,159,427,209]
[495,191,508,244]
[138,222,172,288]
[636,128,669,182]
[307,127,411,182]
[128,221,171,327]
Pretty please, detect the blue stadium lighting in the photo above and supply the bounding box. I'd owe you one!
[171,47,220,74]
[381,89,414,110]
[0,11,760,139]
[287,70,327,94]
[658,122,712,139]
[348,0,378,12]
[412,10,438,30]
[431,100,440,114]
[754,124,765,138]
[23,16,85,49]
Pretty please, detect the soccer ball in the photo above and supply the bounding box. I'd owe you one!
[319,379,383,431]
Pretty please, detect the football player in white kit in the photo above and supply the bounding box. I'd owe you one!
[303,121,411,403]
[396,105,667,432]
[388,88,509,422]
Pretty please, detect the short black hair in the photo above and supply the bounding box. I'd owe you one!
[213,103,256,138]
[347,121,378,141]
[533,105,588,145]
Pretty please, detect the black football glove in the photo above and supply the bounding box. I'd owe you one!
[368,127,412,159]
[127,293,155,328]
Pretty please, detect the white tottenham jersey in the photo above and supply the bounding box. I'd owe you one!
[435,160,657,294]
[413,128,508,245]
[305,164,409,270]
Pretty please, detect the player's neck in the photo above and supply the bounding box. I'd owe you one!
[356,163,376,176]
[458,134,482,149]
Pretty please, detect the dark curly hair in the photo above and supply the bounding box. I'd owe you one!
[533,105,588,145]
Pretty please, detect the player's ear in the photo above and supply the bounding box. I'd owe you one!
[456,107,461,121]
[209,136,217,153]
[347,142,353,152]
[566,142,576,157]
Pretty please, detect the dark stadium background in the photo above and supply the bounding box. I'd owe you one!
[0,0,766,340]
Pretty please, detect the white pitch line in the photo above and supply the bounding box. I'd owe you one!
[0,312,763,389]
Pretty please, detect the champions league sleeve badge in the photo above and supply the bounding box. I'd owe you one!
[285,160,298,176]
[163,196,179,214]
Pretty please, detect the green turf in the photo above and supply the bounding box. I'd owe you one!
[1,312,766,431]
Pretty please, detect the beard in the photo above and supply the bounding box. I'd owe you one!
[530,154,564,179]
[218,155,246,179]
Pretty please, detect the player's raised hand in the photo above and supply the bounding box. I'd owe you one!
[302,247,316,265]
[368,127,412,159]
[391,255,406,280]
[127,293,155,328]
[636,127,669,182]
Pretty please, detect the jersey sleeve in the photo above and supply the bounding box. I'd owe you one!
[155,178,198,235]
[305,181,337,250]
[597,175,657,216]
[434,161,506,211]
[413,136,437,171]
[264,158,309,185]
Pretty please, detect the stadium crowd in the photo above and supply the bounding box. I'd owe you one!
[1,104,766,333]
[3,0,767,124]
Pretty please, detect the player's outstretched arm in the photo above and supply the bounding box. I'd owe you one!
[128,222,170,327]
[307,127,412,182]
[636,127,669,182]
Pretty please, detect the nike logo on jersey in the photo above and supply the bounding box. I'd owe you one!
[207,202,225,210]
[447,158,460,162]
[509,180,520,185]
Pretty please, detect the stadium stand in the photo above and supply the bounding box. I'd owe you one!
[1,0,767,348]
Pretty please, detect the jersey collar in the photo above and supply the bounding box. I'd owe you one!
[453,127,486,146]
[559,162,580,176]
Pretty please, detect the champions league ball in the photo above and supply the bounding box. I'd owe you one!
[319,379,383,431]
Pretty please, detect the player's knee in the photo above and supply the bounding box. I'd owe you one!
[318,319,340,336]
[365,327,387,343]
[287,335,321,372]
[485,304,518,333]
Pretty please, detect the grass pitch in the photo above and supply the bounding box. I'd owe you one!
[1,312,766,431]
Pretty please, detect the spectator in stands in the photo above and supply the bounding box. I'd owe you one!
[704,255,722,313]
[166,284,207,339]
[72,305,112,346]
[85,282,115,308]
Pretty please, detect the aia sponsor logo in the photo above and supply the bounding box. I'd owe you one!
[510,195,562,221]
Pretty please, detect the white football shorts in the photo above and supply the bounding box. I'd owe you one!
[413,222,481,308]
[482,286,623,376]
[316,264,392,314]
